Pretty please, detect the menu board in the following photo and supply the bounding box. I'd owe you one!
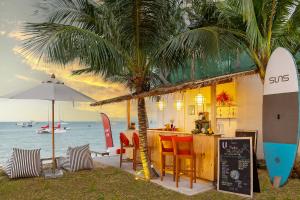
[236,130,257,153]
[217,138,253,198]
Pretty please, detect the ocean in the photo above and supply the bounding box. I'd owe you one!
[0,121,128,166]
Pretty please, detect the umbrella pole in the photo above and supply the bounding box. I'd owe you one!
[52,100,56,170]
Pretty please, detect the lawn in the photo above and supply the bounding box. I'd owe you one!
[1,167,300,200]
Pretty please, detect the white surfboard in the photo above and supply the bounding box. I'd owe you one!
[263,47,300,187]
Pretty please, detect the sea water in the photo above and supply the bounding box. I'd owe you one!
[0,121,127,166]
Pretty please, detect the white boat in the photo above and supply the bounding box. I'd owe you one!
[16,121,35,127]
[16,122,24,126]
[37,128,67,134]
[37,123,67,134]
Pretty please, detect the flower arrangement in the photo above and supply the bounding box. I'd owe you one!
[216,91,232,106]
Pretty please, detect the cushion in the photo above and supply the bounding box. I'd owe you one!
[57,157,71,171]
[4,155,12,177]
[116,148,126,154]
[132,132,139,148]
[69,144,93,172]
[9,148,41,179]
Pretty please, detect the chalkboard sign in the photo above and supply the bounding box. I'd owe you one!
[218,138,253,198]
[236,130,257,153]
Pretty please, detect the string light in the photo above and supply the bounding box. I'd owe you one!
[157,100,165,111]
[195,93,205,105]
[175,100,183,111]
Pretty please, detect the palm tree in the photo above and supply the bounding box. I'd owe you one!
[22,0,186,180]
[157,0,300,81]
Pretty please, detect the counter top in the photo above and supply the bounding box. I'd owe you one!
[147,129,191,134]
[147,129,223,136]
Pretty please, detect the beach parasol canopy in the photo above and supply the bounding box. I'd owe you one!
[9,74,95,169]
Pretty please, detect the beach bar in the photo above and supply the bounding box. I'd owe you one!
[90,46,300,196]
[91,61,266,182]
[123,70,263,182]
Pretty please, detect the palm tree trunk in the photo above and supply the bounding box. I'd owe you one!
[137,97,152,180]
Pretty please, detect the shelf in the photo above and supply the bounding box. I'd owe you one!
[216,118,237,119]
[216,105,237,108]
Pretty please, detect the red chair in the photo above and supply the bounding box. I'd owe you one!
[159,135,176,181]
[119,132,134,168]
[172,136,196,188]
[132,132,152,171]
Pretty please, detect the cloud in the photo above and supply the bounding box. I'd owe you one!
[12,45,131,118]
[15,74,39,83]
[8,30,29,40]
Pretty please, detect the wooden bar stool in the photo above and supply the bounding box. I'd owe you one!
[119,132,134,168]
[172,136,196,189]
[159,135,176,181]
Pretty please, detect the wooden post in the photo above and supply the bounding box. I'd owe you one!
[52,100,56,170]
[210,84,217,132]
[127,100,131,129]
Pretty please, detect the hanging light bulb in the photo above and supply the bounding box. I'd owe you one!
[195,93,205,105]
[157,100,165,111]
[175,100,183,111]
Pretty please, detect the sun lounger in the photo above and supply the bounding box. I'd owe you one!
[91,150,109,157]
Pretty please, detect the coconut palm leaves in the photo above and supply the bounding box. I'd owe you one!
[158,0,300,81]
[22,0,186,180]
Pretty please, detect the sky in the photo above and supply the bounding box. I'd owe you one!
[0,0,134,122]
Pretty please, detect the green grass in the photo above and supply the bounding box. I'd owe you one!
[1,167,300,200]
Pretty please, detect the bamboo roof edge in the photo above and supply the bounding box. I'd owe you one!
[91,69,257,106]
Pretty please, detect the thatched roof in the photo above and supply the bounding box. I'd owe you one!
[91,69,257,106]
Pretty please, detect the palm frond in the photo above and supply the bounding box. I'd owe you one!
[272,1,300,54]
[155,26,246,72]
[105,0,177,55]
[41,0,122,47]
[224,0,264,49]
[22,23,125,77]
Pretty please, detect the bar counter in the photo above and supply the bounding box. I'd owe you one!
[147,129,221,181]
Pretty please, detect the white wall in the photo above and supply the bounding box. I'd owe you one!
[236,74,264,159]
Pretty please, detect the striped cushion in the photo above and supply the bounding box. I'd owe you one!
[10,148,41,179]
[57,157,71,171]
[4,155,12,177]
[69,144,93,172]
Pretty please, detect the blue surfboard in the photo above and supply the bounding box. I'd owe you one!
[263,47,300,187]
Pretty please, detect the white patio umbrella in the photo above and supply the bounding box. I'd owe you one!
[9,74,95,169]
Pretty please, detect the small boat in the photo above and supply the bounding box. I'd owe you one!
[37,128,67,134]
[16,122,23,126]
[17,121,35,127]
[37,123,67,134]
[60,121,69,125]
